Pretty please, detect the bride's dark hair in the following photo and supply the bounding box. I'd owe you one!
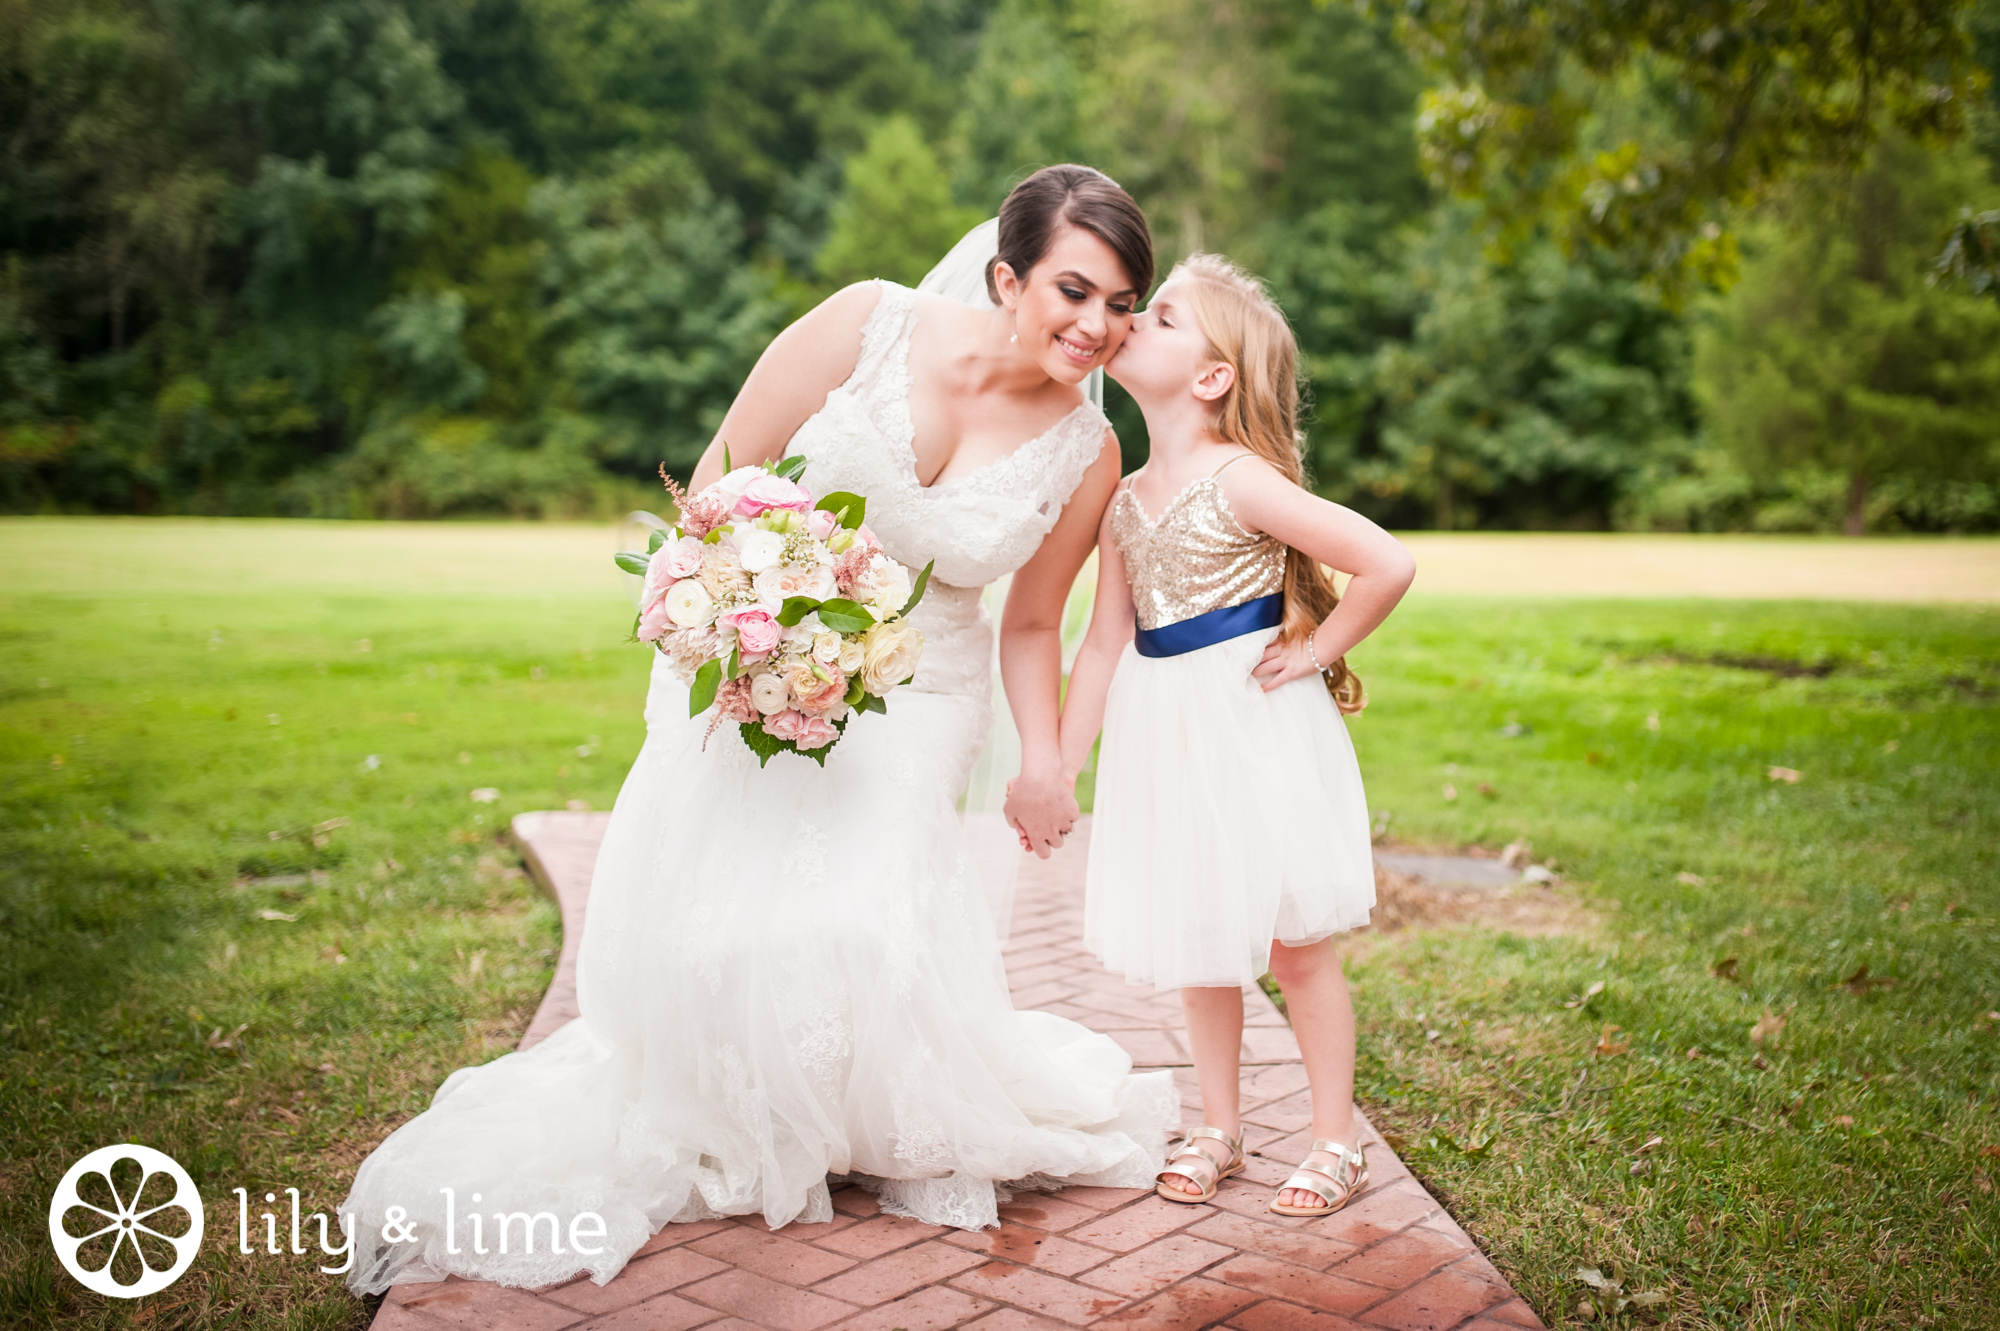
[985,166,1153,304]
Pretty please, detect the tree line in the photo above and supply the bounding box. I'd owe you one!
[4,0,1998,531]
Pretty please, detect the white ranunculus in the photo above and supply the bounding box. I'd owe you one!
[749,671,790,715]
[663,579,715,628]
[736,528,785,574]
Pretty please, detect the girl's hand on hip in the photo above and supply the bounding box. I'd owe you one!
[1251,634,1320,692]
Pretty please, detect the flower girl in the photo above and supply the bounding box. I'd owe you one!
[1054,254,1415,1216]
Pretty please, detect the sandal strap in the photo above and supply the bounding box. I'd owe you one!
[1160,1126,1240,1189]
[1280,1141,1366,1209]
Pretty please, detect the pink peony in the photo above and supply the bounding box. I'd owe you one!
[719,606,781,656]
[734,473,812,517]
[637,595,673,642]
[794,713,839,749]
[854,524,883,552]
[807,507,839,540]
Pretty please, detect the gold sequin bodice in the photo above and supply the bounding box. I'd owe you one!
[1110,471,1287,631]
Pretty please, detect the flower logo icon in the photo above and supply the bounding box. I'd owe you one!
[49,1144,204,1298]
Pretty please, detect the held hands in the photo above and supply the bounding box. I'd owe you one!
[1004,772,1080,859]
[1251,630,1324,692]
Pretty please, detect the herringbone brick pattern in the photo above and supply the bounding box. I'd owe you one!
[366,812,1541,1331]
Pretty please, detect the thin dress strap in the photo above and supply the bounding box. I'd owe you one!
[1209,451,1255,479]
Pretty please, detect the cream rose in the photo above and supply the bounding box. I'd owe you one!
[861,620,923,695]
[812,632,842,664]
[663,579,715,628]
[749,670,790,715]
[837,639,866,675]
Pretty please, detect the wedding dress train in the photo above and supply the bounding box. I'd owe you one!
[340,279,1180,1294]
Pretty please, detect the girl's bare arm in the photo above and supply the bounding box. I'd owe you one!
[1056,504,1135,787]
[1221,461,1417,691]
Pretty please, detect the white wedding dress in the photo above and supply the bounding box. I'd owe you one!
[341,279,1181,1295]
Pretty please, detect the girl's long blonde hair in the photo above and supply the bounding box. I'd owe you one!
[1174,253,1365,713]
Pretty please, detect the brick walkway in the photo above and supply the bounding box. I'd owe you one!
[370,811,1543,1331]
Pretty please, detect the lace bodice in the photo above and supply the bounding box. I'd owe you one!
[784,280,1110,698]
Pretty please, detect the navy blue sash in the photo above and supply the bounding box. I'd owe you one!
[1133,593,1284,658]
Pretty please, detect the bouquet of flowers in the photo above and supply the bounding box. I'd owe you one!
[616,453,933,766]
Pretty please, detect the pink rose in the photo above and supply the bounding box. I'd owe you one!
[719,606,781,656]
[763,708,807,742]
[807,508,838,540]
[734,473,811,517]
[637,595,673,642]
[795,669,846,716]
[854,524,882,552]
[794,714,839,749]
[662,535,705,579]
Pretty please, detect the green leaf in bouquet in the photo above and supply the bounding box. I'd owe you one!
[647,528,667,555]
[854,691,888,716]
[775,453,809,482]
[701,524,733,544]
[814,599,874,633]
[777,596,823,627]
[814,491,867,528]
[726,647,741,679]
[630,612,642,641]
[898,559,935,619]
[738,721,786,767]
[722,441,732,471]
[844,674,866,707]
[614,550,651,576]
[688,659,722,718]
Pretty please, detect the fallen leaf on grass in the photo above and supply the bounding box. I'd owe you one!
[1676,871,1706,886]
[1767,765,1801,783]
[1595,1024,1631,1056]
[1711,956,1740,979]
[1442,782,1458,801]
[257,909,297,922]
[470,787,500,803]
[1750,1010,1787,1044]
[1637,1136,1664,1153]
[1476,782,1497,799]
[1835,963,1895,995]
[1686,1046,1703,1059]
[1564,980,1606,1009]
[1500,838,1531,868]
[1981,1145,2000,1160]
[1833,1115,1855,1128]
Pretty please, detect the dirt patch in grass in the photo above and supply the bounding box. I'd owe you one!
[1365,868,1596,939]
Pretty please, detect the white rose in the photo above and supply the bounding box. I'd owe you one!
[749,671,790,715]
[837,639,866,674]
[813,632,842,664]
[861,620,924,695]
[736,528,785,574]
[663,579,715,628]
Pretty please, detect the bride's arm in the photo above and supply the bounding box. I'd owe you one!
[687,282,884,490]
[1000,429,1123,858]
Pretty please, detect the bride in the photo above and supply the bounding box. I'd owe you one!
[342,165,1181,1294]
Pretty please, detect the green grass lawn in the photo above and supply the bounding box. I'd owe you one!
[2,519,1996,1330]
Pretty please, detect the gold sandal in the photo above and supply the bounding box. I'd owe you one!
[1155,1125,1244,1204]
[1268,1138,1368,1217]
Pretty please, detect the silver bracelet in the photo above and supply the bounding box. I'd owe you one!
[1306,631,1329,675]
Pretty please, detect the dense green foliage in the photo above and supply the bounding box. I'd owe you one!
[3,0,1999,528]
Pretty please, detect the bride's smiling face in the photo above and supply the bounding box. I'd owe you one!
[992,223,1141,384]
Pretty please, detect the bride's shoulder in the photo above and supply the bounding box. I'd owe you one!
[806,280,891,337]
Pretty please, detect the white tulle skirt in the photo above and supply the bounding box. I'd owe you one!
[1084,626,1376,991]
[340,645,1179,1295]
